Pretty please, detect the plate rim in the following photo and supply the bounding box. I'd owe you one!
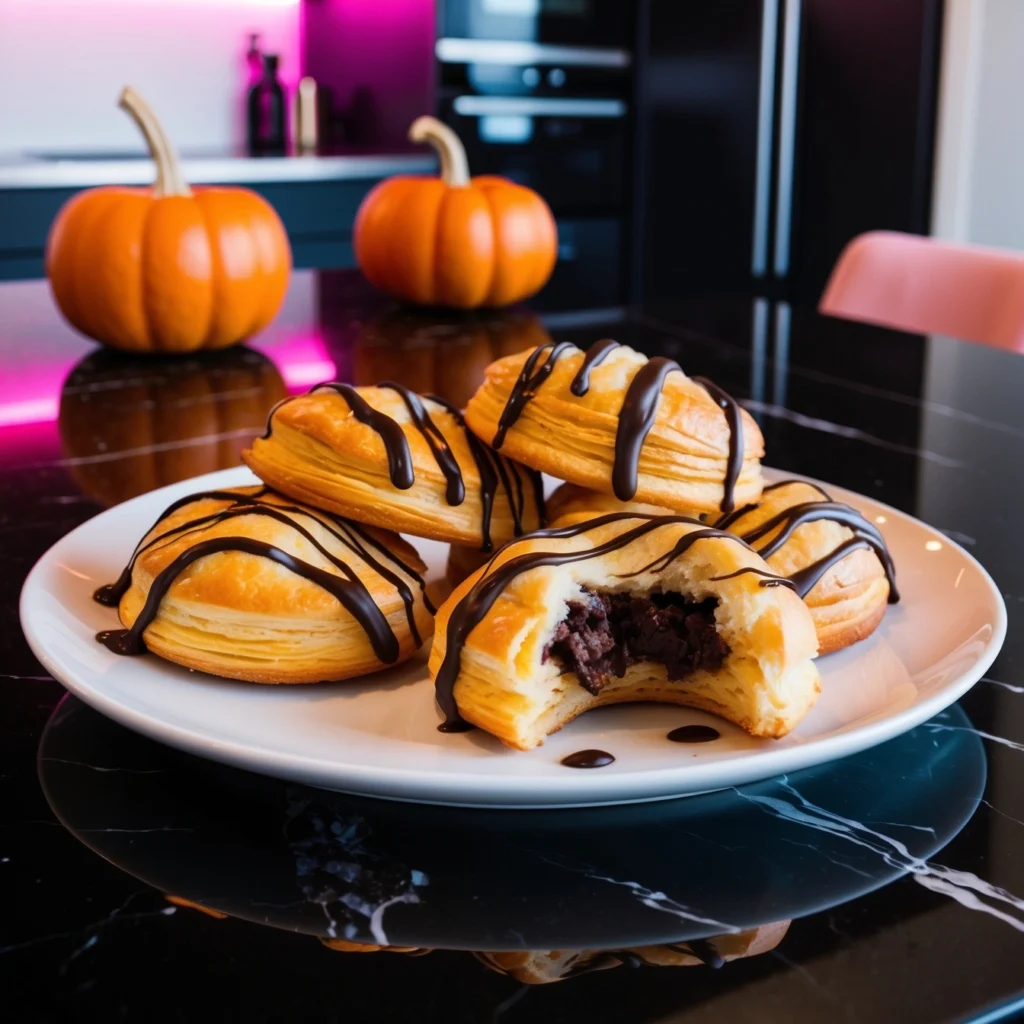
[20,466,1008,808]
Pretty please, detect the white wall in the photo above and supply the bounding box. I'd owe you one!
[0,0,300,155]
[933,0,1024,250]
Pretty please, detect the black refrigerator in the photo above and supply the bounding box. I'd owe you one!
[633,0,945,306]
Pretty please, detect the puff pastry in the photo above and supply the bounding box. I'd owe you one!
[716,479,898,654]
[428,512,819,749]
[94,486,434,683]
[243,382,543,550]
[476,922,790,984]
[464,339,764,515]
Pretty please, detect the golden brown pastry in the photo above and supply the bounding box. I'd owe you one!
[464,339,764,515]
[716,479,899,654]
[546,481,684,527]
[429,513,820,749]
[243,382,543,550]
[476,922,790,984]
[93,486,434,683]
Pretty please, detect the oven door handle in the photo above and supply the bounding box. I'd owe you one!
[437,38,632,68]
[452,96,628,118]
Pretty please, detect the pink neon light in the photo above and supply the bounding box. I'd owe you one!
[0,398,59,428]
[6,1,299,6]
[280,360,338,389]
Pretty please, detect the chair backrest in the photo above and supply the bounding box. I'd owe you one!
[819,230,1024,351]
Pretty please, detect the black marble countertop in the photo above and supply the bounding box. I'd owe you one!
[3,272,1024,1022]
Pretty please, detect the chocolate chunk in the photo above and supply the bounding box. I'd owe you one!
[543,589,728,695]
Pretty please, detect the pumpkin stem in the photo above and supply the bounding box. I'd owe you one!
[409,116,470,188]
[118,86,192,198]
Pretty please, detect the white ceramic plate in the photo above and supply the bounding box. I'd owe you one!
[21,466,1005,808]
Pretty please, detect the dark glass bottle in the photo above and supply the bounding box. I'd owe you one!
[247,54,286,156]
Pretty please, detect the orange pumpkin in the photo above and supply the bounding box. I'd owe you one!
[46,86,292,354]
[58,346,287,506]
[354,116,557,309]
[352,307,552,408]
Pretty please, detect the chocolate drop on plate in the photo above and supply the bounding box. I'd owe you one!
[437,719,475,734]
[667,725,721,743]
[561,749,615,769]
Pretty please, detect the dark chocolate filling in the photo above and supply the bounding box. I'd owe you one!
[542,589,728,696]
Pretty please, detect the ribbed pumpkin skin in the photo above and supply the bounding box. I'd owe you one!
[46,185,291,353]
[354,174,557,309]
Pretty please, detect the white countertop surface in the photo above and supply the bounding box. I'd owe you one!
[0,151,435,189]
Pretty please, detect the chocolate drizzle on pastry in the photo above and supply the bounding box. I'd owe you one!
[691,377,744,514]
[613,357,683,501]
[492,341,576,449]
[569,338,620,396]
[94,487,270,607]
[379,382,465,505]
[425,394,544,550]
[260,381,542,551]
[434,512,785,730]
[492,339,747,511]
[95,489,433,659]
[312,383,415,490]
[97,536,400,662]
[720,481,899,602]
[262,383,414,489]
[708,566,796,589]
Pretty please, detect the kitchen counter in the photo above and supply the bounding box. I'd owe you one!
[2,271,1024,1022]
[0,149,436,282]
[0,148,435,189]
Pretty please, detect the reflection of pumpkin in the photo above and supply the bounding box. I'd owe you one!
[352,307,552,409]
[47,86,291,353]
[354,116,557,309]
[59,346,287,506]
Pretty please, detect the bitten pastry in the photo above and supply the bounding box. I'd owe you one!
[429,513,820,749]
[244,382,543,550]
[717,479,899,654]
[475,922,790,984]
[464,339,764,515]
[93,486,434,683]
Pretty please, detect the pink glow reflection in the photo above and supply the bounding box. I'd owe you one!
[0,335,337,427]
[250,333,337,392]
[0,398,59,428]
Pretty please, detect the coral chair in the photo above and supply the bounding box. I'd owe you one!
[819,230,1024,352]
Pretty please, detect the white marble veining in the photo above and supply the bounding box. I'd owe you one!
[739,779,1024,934]
[741,399,972,469]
